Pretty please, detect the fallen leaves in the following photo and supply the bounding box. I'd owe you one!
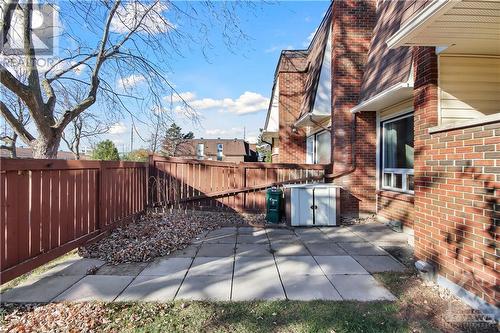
[78,210,265,265]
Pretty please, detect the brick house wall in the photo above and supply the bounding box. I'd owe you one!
[277,56,307,164]
[413,47,499,305]
[329,0,378,217]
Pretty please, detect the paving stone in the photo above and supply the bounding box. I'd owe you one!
[325,232,366,243]
[271,242,309,256]
[115,275,183,302]
[42,258,105,277]
[96,263,148,276]
[197,243,235,257]
[338,242,388,256]
[305,242,347,256]
[236,244,272,257]
[353,256,406,273]
[298,234,333,244]
[293,227,323,235]
[353,231,409,244]
[0,275,82,303]
[188,257,234,276]
[315,256,369,275]
[232,269,285,300]
[167,245,199,257]
[238,227,266,235]
[54,275,133,302]
[177,275,231,301]
[275,256,323,275]
[203,233,237,244]
[208,228,237,237]
[234,257,278,277]
[237,234,269,244]
[268,235,302,244]
[281,275,341,300]
[140,258,193,276]
[330,275,396,301]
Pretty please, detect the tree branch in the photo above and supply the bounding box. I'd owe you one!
[0,100,34,143]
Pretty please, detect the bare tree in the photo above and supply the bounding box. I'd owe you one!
[59,84,110,159]
[0,0,252,158]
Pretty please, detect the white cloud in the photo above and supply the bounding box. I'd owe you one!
[111,1,173,34]
[165,91,196,103]
[205,127,243,136]
[189,91,269,115]
[109,122,127,135]
[246,136,258,144]
[303,28,317,48]
[117,74,146,89]
[264,44,295,53]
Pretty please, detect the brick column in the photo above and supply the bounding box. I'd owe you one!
[329,0,377,216]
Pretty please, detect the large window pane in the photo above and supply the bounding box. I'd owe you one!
[306,136,315,164]
[316,131,331,164]
[383,116,414,169]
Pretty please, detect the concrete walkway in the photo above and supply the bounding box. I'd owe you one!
[1,224,408,303]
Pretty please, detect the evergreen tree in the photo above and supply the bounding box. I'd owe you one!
[91,140,120,161]
[161,123,194,156]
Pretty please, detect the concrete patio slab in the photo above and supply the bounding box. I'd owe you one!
[275,256,323,275]
[197,243,235,257]
[305,242,347,256]
[176,275,231,301]
[234,257,278,276]
[324,232,367,243]
[42,258,105,277]
[315,256,369,275]
[235,244,272,257]
[266,228,295,235]
[353,256,406,273]
[271,242,309,256]
[330,275,396,301]
[167,245,199,258]
[203,234,237,244]
[237,227,266,235]
[298,234,334,244]
[96,263,148,276]
[232,270,285,300]
[338,242,388,256]
[54,275,133,302]
[207,228,237,237]
[281,275,342,300]
[115,275,183,302]
[237,234,269,244]
[140,258,192,276]
[0,275,82,303]
[188,257,234,276]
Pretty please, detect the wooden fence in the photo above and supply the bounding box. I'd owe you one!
[0,159,148,284]
[149,155,326,212]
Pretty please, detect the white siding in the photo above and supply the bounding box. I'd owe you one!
[380,99,413,120]
[439,55,500,125]
[311,28,332,116]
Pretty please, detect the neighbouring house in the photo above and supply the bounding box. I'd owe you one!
[263,0,499,317]
[175,138,258,162]
[0,147,88,160]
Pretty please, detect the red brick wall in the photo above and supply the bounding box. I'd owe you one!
[329,0,378,216]
[377,191,415,228]
[413,47,499,305]
[278,71,306,163]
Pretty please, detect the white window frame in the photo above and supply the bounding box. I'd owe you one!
[306,129,330,165]
[381,113,414,194]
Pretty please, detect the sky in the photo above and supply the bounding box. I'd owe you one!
[2,1,331,154]
[100,1,331,153]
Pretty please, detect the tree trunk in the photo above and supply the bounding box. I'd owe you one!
[31,134,61,159]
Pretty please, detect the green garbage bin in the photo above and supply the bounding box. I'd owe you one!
[266,187,283,224]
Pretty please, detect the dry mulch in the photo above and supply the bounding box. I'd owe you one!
[78,210,265,264]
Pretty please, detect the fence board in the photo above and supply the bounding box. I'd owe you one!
[0,158,148,284]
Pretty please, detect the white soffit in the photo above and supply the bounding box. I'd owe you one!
[264,78,279,134]
[387,0,500,55]
[311,27,332,116]
[294,113,330,128]
[351,82,414,113]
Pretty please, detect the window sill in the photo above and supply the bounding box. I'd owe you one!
[429,113,500,134]
[377,190,414,203]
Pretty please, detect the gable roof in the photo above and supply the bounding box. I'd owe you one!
[359,0,414,104]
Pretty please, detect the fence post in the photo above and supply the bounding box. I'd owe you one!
[97,162,104,230]
[237,163,247,212]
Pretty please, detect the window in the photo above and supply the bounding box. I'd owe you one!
[216,143,223,161]
[382,113,414,193]
[306,130,331,164]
